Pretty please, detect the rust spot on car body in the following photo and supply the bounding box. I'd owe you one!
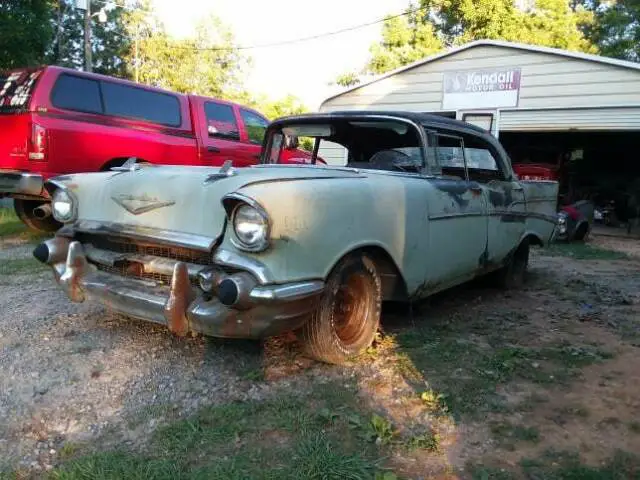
[487,183,515,207]
[431,179,471,209]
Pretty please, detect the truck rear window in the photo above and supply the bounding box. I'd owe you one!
[51,74,102,114]
[102,82,181,127]
[0,69,42,113]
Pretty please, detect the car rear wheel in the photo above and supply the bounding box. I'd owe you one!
[301,254,381,365]
[493,239,530,289]
[14,199,61,233]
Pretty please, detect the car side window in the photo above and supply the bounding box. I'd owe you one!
[464,137,506,183]
[240,109,268,144]
[435,134,466,180]
[51,74,102,114]
[205,102,240,141]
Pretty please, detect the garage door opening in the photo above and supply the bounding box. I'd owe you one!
[499,131,640,231]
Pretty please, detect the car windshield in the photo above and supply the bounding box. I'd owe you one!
[266,118,424,172]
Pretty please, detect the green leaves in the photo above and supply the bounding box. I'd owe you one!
[365,0,597,76]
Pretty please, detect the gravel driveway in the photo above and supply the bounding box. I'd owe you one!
[2,234,640,477]
[0,239,271,473]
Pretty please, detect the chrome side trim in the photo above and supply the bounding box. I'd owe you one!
[69,220,217,251]
[212,248,272,284]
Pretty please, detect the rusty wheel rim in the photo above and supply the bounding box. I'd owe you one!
[332,272,371,345]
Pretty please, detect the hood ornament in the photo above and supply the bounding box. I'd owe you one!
[112,194,175,215]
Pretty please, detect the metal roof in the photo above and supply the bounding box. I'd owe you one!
[321,40,640,107]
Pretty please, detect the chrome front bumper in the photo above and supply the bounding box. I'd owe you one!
[0,171,44,196]
[35,237,324,339]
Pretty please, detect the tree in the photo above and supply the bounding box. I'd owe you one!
[365,0,596,75]
[0,0,56,70]
[367,8,443,74]
[587,0,640,61]
[129,14,249,98]
[50,0,136,78]
[334,71,362,87]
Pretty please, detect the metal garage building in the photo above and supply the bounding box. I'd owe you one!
[319,40,640,225]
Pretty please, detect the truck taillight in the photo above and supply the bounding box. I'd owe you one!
[29,123,47,161]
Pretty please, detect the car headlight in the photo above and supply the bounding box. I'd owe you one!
[232,204,270,251]
[52,189,77,223]
[557,212,567,234]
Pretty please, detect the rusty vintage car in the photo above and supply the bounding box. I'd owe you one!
[33,112,559,364]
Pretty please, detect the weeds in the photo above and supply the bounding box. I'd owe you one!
[0,258,47,276]
[544,242,628,260]
[520,448,640,479]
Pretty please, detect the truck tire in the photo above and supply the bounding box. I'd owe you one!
[493,240,530,289]
[301,254,381,364]
[14,199,61,233]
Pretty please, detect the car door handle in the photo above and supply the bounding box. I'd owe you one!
[207,146,221,153]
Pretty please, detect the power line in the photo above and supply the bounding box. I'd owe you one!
[136,4,429,52]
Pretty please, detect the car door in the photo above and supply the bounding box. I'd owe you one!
[423,133,489,287]
[200,101,252,167]
[465,138,526,265]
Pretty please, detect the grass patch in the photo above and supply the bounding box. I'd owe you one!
[544,242,628,260]
[520,449,640,479]
[54,382,395,479]
[392,316,614,418]
[490,421,540,450]
[0,207,25,237]
[0,257,47,276]
[629,421,640,434]
[469,464,517,480]
[0,207,50,242]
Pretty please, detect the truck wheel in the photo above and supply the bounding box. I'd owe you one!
[14,199,61,233]
[493,240,530,289]
[301,254,381,364]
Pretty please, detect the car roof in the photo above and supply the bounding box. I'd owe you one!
[272,110,485,132]
[270,110,496,142]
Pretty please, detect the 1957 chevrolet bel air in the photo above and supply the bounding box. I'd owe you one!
[34,112,559,364]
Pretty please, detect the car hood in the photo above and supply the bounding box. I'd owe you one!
[53,164,364,244]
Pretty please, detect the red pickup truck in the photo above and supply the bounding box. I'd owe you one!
[0,66,318,231]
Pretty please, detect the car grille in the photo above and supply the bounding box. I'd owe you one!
[76,233,213,265]
[95,263,175,286]
[76,233,212,286]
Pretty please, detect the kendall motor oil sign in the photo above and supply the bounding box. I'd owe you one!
[442,67,521,109]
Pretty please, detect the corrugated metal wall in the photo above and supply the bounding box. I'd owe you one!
[318,44,640,164]
[500,107,640,131]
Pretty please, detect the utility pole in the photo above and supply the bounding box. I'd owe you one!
[84,3,92,72]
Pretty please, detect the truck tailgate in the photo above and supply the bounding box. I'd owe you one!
[0,112,30,170]
[523,180,559,244]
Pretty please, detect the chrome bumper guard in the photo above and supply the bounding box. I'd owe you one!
[0,171,44,196]
[35,238,324,339]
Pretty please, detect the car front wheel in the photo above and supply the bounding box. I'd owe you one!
[301,254,381,364]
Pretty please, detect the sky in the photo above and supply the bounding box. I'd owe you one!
[152,0,407,109]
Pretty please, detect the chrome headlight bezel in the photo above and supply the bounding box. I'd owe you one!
[229,201,270,252]
[51,188,78,223]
